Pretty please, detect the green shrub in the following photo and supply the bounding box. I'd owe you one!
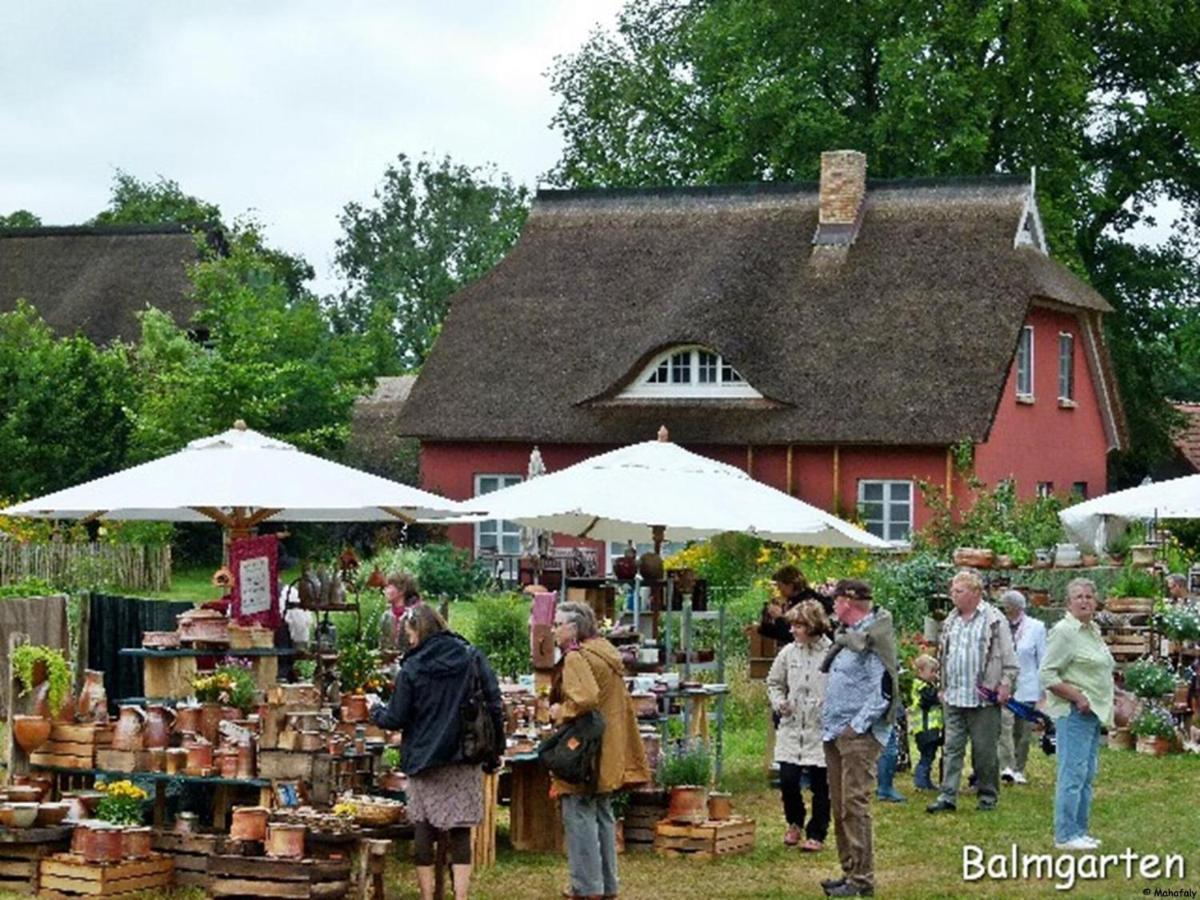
[869,552,949,632]
[11,644,72,714]
[416,543,488,599]
[0,577,55,599]
[1108,567,1160,599]
[471,593,530,678]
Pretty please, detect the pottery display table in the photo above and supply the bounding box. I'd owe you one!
[29,764,272,831]
[118,647,295,700]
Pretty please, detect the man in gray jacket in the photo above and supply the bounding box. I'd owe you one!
[927,570,1019,814]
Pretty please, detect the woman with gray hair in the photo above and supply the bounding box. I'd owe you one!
[549,602,650,899]
[998,590,1046,785]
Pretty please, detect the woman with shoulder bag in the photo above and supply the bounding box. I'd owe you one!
[549,602,651,900]
[370,605,503,900]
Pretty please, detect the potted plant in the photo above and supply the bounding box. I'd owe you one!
[1130,703,1176,756]
[658,741,711,824]
[1122,659,1179,701]
[192,665,257,713]
[377,747,406,792]
[11,644,72,720]
[94,780,151,858]
[1156,601,1200,643]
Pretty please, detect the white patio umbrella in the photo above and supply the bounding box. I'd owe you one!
[446,429,890,550]
[1060,473,1200,551]
[1,421,464,533]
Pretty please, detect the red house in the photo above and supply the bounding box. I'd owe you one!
[396,151,1126,566]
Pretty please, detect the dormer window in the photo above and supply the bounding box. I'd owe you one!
[622,346,762,399]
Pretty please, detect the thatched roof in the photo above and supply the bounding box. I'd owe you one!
[399,177,1117,447]
[0,225,201,344]
[348,375,417,455]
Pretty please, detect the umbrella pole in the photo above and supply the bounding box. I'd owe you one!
[652,525,665,556]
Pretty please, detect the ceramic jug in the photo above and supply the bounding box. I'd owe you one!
[143,705,176,749]
[112,706,146,751]
[76,670,109,723]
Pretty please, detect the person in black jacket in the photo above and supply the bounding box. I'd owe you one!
[759,565,831,644]
[370,604,503,900]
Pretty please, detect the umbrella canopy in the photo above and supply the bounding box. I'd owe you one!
[1,423,463,527]
[1060,474,1200,550]
[446,433,890,550]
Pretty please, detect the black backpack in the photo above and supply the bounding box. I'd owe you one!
[459,649,498,765]
[537,710,605,787]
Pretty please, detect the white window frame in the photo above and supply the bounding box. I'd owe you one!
[621,345,763,399]
[857,479,914,546]
[1036,481,1054,499]
[1058,332,1075,402]
[1016,326,1034,400]
[473,474,523,560]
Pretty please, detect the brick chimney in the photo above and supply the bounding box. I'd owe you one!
[813,150,867,246]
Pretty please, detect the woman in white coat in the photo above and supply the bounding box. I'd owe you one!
[767,599,832,851]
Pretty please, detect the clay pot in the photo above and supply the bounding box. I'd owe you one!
[62,791,104,820]
[35,802,70,827]
[174,812,198,835]
[85,826,124,863]
[199,703,225,745]
[666,785,708,824]
[0,803,37,828]
[175,704,202,736]
[121,826,152,859]
[672,568,697,595]
[952,547,996,569]
[28,774,53,802]
[112,705,146,751]
[217,750,239,778]
[638,552,664,581]
[706,792,732,821]
[77,670,109,723]
[1107,728,1134,751]
[613,554,638,581]
[299,731,324,752]
[12,715,52,754]
[341,693,369,723]
[147,748,167,772]
[631,693,657,719]
[266,822,307,859]
[143,705,176,749]
[1136,735,1172,756]
[166,748,189,775]
[378,771,407,793]
[236,742,256,779]
[1029,589,1051,608]
[328,734,346,756]
[230,806,270,841]
[184,736,213,772]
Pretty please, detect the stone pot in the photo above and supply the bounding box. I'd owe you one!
[230,806,270,841]
[666,785,708,825]
[12,715,51,754]
[266,822,307,859]
[706,791,733,821]
[121,826,152,860]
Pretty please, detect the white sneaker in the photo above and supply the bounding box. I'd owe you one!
[1081,835,1101,848]
[1055,837,1095,851]
[1011,771,1028,785]
[1001,767,1015,784]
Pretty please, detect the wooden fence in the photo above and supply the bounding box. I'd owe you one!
[0,542,171,593]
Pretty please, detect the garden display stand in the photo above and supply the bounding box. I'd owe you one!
[117,646,295,699]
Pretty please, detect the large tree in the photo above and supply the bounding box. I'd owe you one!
[0,210,41,228]
[331,154,530,373]
[549,0,1200,479]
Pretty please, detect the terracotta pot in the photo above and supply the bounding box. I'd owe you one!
[166,748,189,775]
[236,742,256,779]
[217,750,239,778]
[77,670,109,724]
[631,693,657,719]
[175,704,202,735]
[174,812,198,835]
[1136,735,1172,756]
[230,806,270,841]
[147,748,167,772]
[35,802,70,827]
[666,785,708,824]
[1029,589,1051,608]
[112,705,146,751]
[184,737,213,772]
[341,693,369,723]
[953,547,996,569]
[63,791,104,820]
[1107,728,1134,751]
[299,731,324,752]
[121,826,152,859]
[0,803,37,828]
[143,705,176,749]
[28,773,53,801]
[266,822,307,859]
[706,791,732,821]
[378,771,407,793]
[672,568,697,595]
[328,734,346,756]
[85,826,124,863]
[12,714,52,754]
[199,703,225,744]
[638,552,664,581]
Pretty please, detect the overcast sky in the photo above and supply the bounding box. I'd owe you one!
[2,2,1181,299]
[1,1,626,295]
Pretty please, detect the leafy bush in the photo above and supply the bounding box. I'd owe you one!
[0,577,55,599]
[471,593,530,678]
[1130,703,1176,739]
[869,552,950,632]
[11,644,72,714]
[1122,659,1179,699]
[416,543,488,599]
[916,479,1068,557]
[1108,567,1160,599]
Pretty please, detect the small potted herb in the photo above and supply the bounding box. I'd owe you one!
[658,741,711,824]
[1130,703,1176,756]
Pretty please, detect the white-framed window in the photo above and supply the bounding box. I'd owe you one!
[1058,332,1074,401]
[622,345,762,399]
[857,480,913,544]
[1016,326,1034,399]
[474,474,522,558]
[1036,481,1054,499]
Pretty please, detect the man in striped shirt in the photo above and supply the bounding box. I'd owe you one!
[926,570,1018,814]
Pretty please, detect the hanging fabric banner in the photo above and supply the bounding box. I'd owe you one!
[230,534,280,628]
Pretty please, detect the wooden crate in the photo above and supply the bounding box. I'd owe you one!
[0,827,72,896]
[206,854,351,899]
[30,724,110,770]
[38,853,173,897]
[1105,631,1151,660]
[653,817,756,859]
[151,830,226,889]
[623,793,668,851]
[94,749,148,773]
[257,749,316,781]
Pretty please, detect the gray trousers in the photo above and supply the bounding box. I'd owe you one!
[938,704,1001,807]
[998,707,1033,774]
[561,793,618,897]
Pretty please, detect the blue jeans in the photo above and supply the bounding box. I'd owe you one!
[561,793,618,897]
[1054,708,1101,842]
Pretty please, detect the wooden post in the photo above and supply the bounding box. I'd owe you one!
[945,446,954,504]
[786,444,794,496]
[6,632,31,783]
[832,446,841,514]
[745,445,754,476]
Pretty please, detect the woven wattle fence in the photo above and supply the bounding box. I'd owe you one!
[0,542,171,592]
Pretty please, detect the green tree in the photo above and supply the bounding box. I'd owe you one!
[332,154,530,372]
[549,0,1200,479]
[129,228,374,461]
[0,302,134,499]
[0,210,41,228]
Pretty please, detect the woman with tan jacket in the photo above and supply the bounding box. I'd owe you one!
[767,600,832,851]
[549,602,651,900]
